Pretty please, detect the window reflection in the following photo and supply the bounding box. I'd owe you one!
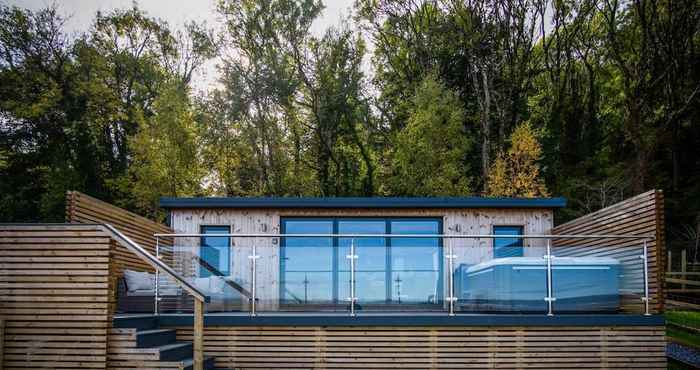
[493,226,524,258]
[281,217,442,310]
[200,226,230,277]
[281,220,333,305]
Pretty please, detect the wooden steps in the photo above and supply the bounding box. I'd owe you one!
[109,316,217,370]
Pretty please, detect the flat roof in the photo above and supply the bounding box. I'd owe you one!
[160,196,567,209]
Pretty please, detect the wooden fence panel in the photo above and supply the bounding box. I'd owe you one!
[0,224,112,369]
[552,190,665,313]
[65,191,174,275]
[175,325,666,369]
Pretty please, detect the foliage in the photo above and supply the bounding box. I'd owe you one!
[486,122,548,197]
[0,0,698,239]
[124,81,206,219]
[0,4,215,221]
[385,74,472,196]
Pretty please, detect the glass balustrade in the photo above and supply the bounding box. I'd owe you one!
[119,234,653,317]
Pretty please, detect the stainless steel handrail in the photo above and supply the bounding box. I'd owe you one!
[102,224,209,303]
[154,233,654,239]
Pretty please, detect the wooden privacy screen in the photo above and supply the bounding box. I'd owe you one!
[0,224,112,369]
[174,326,666,369]
[66,191,173,275]
[552,189,665,313]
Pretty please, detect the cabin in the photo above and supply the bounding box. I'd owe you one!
[0,190,667,369]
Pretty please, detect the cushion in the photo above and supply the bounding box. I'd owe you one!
[193,276,226,295]
[124,270,154,292]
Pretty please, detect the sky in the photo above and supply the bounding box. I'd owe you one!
[4,0,356,91]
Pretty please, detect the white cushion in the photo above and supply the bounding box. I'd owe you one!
[209,276,225,294]
[193,277,210,293]
[193,276,226,295]
[124,270,154,291]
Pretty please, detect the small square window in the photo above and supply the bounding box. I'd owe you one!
[200,225,231,277]
[493,226,524,258]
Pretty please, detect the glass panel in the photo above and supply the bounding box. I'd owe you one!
[390,220,442,308]
[551,239,640,314]
[154,236,248,315]
[493,226,524,258]
[280,220,335,310]
[200,226,230,277]
[338,220,386,305]
[454,236,548,314]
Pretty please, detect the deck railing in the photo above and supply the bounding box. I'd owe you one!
[103,224,209,370]
[142,232,655,318]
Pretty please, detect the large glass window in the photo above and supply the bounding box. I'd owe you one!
[493,225,524,258]
[200,225,230,277]
[281,217,442,309]
[281,220,334,305]
[391,220,442,304]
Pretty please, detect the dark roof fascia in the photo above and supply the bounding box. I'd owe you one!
[159,197,567,210]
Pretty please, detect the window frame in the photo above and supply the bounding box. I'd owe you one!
[280,216,443,309]
[199,225,232,277]
[492,225,525,258]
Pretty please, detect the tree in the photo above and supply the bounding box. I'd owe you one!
[122,81,206,219]
[486,121,548,197]
[385,74,472,196]
[0,4,214,221]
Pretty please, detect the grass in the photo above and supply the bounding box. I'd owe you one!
[668,325,700,349]
[667,310,700,329]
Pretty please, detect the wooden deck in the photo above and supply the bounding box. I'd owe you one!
[0,190,670,369]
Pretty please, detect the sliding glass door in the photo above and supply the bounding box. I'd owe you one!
[281,217,442,310]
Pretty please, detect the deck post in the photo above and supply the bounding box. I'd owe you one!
[249,242,259,317]
[348,238,357,317]
[447,239,455,316]
[643,240,650,315]
[193,298,204,370]
[154,236,159,316]
[545,239,554,316]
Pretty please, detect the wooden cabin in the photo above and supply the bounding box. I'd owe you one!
[0,190,667,369]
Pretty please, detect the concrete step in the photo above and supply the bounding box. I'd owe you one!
[136,328,177,348]
[182,356,216,370]
[155,342,193,361]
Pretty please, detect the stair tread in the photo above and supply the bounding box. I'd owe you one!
[137,328,176,335]
[155,342,192,351]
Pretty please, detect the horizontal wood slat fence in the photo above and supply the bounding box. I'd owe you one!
[0,224,113,369]
[66,191,174,275]
[552,190,665,313]
[175,326,666,369]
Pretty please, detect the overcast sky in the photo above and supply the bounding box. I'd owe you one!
[4,0,356,91]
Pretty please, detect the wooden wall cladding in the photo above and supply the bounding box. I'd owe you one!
[552,190,665,313]
[175,325,666,369]
[0,224,112,369]
[65,191,174,274]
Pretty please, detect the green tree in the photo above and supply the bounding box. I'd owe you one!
[385,74,471,196]
[122,81,205,219]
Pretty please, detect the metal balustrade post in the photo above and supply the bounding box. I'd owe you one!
[155,237,160,316]
[642,240,650,316]
[544,239,555,316]
[249,242,260,317]
[347,238,358,317]
[447,240,456,316]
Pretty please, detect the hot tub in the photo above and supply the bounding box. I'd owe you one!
[454,257,621,313]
